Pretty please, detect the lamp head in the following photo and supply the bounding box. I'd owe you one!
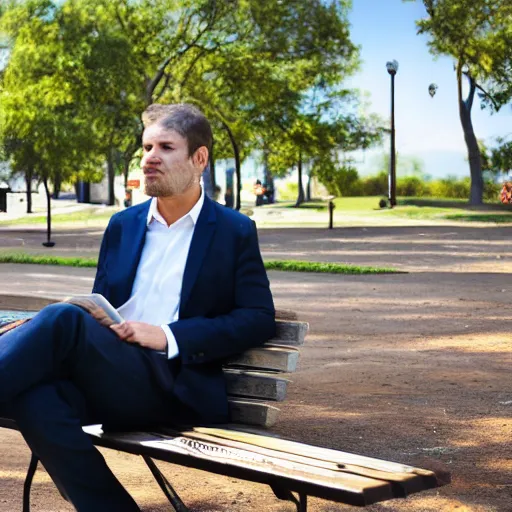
[386,60,399,75]
[428,83,438,97]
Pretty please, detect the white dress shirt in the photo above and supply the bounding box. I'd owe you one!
[117,190,204,358]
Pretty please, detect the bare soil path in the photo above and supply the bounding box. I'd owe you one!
[0,223,511,511]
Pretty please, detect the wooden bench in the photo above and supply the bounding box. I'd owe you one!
[0,296,447,511]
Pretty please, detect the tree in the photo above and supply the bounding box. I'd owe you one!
[0,0,109,241]
[407,0,512,205]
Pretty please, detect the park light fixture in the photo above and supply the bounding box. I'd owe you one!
[428,83,438,98]
[386,60,399,207]
[386,60,399,76]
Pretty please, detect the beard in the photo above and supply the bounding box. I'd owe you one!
[144,164,198,197]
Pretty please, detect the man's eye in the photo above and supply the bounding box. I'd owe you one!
[143,145,152,152]
[163,145,173,150]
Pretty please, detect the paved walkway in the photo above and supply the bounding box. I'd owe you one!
[0,221,511,511]
[0,223,511,273]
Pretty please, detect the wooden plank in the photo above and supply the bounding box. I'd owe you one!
[225,346,299,372]
[275,310,298,321]
[85,427,396,506]
[224,369,289,401]
[186,427,439,495]
[193,427,439,487]
[228,399,280,427]
[267,320,308,347]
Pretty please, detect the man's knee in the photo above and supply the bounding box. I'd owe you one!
[41,303,86,324]
[11,382,87,440]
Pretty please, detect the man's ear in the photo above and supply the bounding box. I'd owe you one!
[192,146,209,169]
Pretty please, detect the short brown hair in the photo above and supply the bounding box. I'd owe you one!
[142,103,213,156]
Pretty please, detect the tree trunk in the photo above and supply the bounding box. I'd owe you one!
[222,121,242,211]
[52,172,62,199]
[457,64,483,205]
[24,169,33,214]
[107,149,116,206]
[42,176,54,247]
[263,149,274,204]
[306,172,312,202]
[295,147,305,207]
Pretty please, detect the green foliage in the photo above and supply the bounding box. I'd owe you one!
[360,172,388,196]
[277,182,299,201]
[405,0,512,205]
[396,176,429,197]
[428,177,470,198]
[319,166,501,201]
[489,138,512,175]
[410,0,512,111]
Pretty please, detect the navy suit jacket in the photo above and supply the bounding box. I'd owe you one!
[92,195,275,422]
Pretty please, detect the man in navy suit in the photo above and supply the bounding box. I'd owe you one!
[0,103,275,511]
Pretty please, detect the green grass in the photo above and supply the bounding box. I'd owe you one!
[278,197,383,211]
[0,209,118,225]
[444,213,512,223]
[381,206,453,219]
[264,259,399,274]
[0,253,399,274]
[0,253,97,267]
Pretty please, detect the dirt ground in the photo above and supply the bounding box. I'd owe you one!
[0,224,511,511]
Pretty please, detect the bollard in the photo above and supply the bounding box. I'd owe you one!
[328,200,335,229]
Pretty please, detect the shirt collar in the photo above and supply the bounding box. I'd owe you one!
[146,188,205,227]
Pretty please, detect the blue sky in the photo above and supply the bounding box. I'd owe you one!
[346,0,511,178]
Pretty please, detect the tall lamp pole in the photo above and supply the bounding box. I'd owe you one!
[386,60,399,207]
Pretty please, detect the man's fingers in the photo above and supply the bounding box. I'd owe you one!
[110,323,135,340]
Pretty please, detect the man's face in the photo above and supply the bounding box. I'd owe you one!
[141,123,203,197]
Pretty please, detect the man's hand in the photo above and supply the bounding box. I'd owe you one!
[110,322,167,352]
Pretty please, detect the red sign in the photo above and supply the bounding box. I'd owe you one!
[127,179,140,189]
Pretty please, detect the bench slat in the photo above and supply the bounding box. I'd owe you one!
[225,346,299,372]
[267,320,308,347]
[228,399,280,428]
[179,428,438,495]
[224,369,289,401]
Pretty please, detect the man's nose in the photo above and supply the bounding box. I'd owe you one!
[142,150,161,164]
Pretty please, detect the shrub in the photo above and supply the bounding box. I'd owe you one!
[429,177,471,199]
[277,181,298,201]
[361,171,388,196]
[396,176,430,197]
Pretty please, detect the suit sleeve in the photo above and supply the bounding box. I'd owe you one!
[168,220,275,365]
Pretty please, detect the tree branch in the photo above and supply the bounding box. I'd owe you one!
[474,81,500,110]
[154,72,173,102]
[462,71,499,111]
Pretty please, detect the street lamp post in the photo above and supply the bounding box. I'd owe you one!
[386,60,398,207]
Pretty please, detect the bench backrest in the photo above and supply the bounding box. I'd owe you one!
[225,311,308,427]
[0,296,308,428]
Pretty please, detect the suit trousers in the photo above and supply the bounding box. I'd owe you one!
[0,303,178,511]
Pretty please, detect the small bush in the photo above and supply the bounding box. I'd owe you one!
[361,172,388,196]
[277,182,298,201]
[396,176,430,197]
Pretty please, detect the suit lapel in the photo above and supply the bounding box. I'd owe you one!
[180,196,217,313]
[117,201,150,305]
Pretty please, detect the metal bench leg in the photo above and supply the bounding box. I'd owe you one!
[23,453,39,512]
[270,485,308,512]
[142,456,190,512]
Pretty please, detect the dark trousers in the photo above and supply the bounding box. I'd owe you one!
[0,303,177,511]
